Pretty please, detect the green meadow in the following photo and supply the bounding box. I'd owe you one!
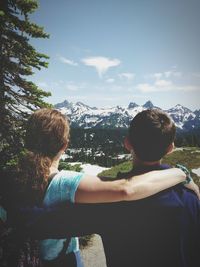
[99,147,200,186]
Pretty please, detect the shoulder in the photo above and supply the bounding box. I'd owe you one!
[51,170,85,195]
[50,170,84,184]
[58,170,85,184]
[44,171,85,204]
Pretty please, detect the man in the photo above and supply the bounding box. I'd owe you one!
[97,109,200,267]
[18,109,199,267]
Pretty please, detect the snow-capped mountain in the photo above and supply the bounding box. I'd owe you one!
[166,104,196,129]
[54,100,200,131]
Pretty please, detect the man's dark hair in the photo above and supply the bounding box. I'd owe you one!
[128,109,176,162]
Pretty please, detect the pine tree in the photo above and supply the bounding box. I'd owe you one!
[0,0,51,168]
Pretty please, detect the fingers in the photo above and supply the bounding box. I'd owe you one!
[185,181,200,200]
[195,184,200,200]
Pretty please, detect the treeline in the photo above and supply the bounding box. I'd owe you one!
[64,128,200,167]
[67,128,128,167]
[69,128,200,150]
[175,129,200,147]
[69,128,127,150]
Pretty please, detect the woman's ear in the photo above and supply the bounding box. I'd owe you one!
[166,142,174,155]
[124,136,133,152]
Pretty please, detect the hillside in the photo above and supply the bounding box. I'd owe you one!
[98,147,200,186]
[62,147,200,186]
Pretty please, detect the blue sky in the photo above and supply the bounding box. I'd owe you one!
[31,0,200,110]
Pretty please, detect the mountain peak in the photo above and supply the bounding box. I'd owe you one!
[143,101,154,109]
[175,104,184,108]
[76,101,86,106]
[54,99,198,131]
[128,102,138,109]
[171,104,192,113]
[76,101,92,108]
[54,100,71,109]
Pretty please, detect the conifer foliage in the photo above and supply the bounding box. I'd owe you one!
[0,0,51,168]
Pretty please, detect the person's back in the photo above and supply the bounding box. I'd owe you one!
[101,165,200,267]
[101,109,199,267]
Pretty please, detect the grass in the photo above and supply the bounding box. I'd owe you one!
[99,147,200,186]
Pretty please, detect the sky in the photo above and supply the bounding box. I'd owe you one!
[30,0,200,110]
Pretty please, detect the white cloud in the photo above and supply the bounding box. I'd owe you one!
[148,70,182,80]
[119,72,135,81]
[153,72,163,79]
[106,78,115,83]
[164,71,171,78]
[136,83,156,92]
[137,80,199,93]
[59,56,78,66]
[154,79,172,87]
[164,71,182,78]
[175,85,199,91]
[82,56,121,77]
[173,72,182,77]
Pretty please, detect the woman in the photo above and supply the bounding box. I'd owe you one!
[18,108,195,267]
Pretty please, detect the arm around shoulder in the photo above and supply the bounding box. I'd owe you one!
[75,175,129,203]
[75,168,187,203]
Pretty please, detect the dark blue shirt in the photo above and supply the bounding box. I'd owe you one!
[99,164,200,267]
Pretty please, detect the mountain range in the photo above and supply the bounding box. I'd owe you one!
[55,100,200,132]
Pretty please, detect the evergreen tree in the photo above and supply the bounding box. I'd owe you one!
[0,0,51,168]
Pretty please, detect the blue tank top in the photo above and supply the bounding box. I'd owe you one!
[40,170,84,260]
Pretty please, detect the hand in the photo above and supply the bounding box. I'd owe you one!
[175,164,200,200]
[184,179,200,200]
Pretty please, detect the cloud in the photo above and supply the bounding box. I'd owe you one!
[164,71,182,78]
[163,71,171,78]
[106,78,115,83]
[154,79,172,87]
[119,72,135,81]
[176,85,199,91]
[59,56,78,66]
[147,70,182,80]
[153,73,163,79]
[137,80,199,93]
[136,83,156,92]
[82,56,121,77]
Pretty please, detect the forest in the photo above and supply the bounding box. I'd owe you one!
[64,128,200,167]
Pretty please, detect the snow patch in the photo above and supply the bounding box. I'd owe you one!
[192,168,200,177]
[81,164,109,176]
[65,162,109,176]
